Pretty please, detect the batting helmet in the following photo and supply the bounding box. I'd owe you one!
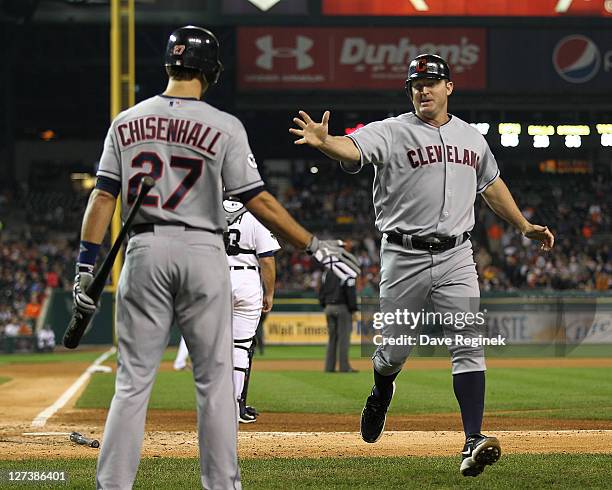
[405,54,451,96]
[165,26,223,85]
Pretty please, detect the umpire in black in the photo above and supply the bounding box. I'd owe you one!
[319,270,358,372]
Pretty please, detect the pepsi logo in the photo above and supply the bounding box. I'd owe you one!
[553,35,601,83]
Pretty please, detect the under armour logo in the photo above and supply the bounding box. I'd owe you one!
[255,35,314,70]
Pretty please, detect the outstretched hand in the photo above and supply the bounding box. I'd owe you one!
[289,110,330,148]
[523,224,555,251]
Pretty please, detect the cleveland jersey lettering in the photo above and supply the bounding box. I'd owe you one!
[345,112,499,236]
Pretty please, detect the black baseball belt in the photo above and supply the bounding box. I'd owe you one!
[229,266,260,271]
[129,223,218,238]
[386,231,470,253]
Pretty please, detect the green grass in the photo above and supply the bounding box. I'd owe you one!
[3,343,606,367]
[160,343,612,362]
[76,366,612,419]
[0,376,10,385]
[158,345,367,362]
[165,344,612,362]
[0,350,110,366]
[0,455,610,489]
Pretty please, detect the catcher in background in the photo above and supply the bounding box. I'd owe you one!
[174,197,279,423]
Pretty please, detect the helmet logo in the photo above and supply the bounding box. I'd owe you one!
[416,58,428,72]
[173,45,186,55]
[255,35,314,70]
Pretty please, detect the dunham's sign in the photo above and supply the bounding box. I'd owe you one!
[237,27,486,90]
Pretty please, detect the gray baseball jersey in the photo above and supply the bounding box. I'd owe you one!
[97,95,263,231]
[344,112,499,237]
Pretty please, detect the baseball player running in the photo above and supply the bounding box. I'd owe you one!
[73,26,359,490]
[290,54,554,477]
[174,197,280,423]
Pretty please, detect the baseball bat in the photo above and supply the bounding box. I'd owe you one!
[70,431,100,448]
[63,175,156,349]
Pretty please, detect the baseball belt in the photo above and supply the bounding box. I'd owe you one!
[129,223,218,238]
[386,231,470,252]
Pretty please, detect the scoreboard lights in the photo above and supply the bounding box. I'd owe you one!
[498,123,521,148]
[528,125,555,136]
[556,125,590,136]
[495,123,610,148]
[596,125,612,146]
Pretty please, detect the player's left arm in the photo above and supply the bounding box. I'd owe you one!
[481,177,554,251]
[258,256,276,313]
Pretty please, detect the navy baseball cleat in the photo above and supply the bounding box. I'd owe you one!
[460,433,501,477]
[360,382,395,443]
[238,400,256,424]
[245,405,259,417]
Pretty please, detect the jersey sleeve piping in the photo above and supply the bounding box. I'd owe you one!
[257,250,278,258]
[477,168,500,194]
[340,134,365,174]
[225,179,265,194]
[97,169,121,181]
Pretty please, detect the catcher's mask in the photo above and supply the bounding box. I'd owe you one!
[222,198,244,214]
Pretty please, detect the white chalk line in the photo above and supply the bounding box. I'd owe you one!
[238,429,612,437]
[30,347,116,428]
[22,432,72,436]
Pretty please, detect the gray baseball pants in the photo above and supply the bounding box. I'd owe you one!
[373,237,486,376]
[96,227,241,490]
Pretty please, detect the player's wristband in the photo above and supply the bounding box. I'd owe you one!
[305,236,318,255]
[78,240,100,267]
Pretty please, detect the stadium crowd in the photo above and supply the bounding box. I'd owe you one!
[273,168,611,293]
[0,168,609,337]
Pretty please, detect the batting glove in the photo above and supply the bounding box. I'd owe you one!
[73,263,96,316]
[306,236,361,283]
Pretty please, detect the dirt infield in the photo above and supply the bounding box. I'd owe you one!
[52,408,612,433]
[1,428,612,460]
[1,355,611,460]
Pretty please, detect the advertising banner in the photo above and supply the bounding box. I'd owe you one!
[262,308,612,345]
[263,313,363,344]
[323,0,612,17]
[238,27,486,90]
[490,30,612,92]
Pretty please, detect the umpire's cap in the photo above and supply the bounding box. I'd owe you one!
[165,26,223,85]
[405,54,451,96]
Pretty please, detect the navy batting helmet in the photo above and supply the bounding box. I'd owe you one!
[165,26,223,85]
[405,54,451,96]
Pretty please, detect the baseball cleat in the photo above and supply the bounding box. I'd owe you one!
[245,405,259,417]
[360,382,395,443]
[238,400,256,424]
[460,433,501,477]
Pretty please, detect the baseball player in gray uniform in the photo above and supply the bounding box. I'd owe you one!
[174,198,280,423]
[72,26,359,489]
[290,54,554,477]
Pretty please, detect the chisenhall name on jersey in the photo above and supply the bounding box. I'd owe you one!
[116,116,222,156]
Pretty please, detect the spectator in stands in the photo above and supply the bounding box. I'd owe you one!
[486,223,504,258]
[37,325,56,352]
[23,293,42,327]
[4,316,20,337]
